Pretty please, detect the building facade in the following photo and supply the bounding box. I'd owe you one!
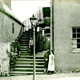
[0,0,24,75]
[54,0,80,72]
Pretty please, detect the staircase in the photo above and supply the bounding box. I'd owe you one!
[10,31,44,76]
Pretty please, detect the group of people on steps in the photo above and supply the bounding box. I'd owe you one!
[11,37,55,75]
[29,37,55,74]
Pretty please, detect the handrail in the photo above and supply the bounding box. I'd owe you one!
[17,25,24,40]
[10,25,24,59]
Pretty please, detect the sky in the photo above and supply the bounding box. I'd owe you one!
[11,0,50,22]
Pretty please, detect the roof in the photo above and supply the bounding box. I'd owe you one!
[0,2,25,26]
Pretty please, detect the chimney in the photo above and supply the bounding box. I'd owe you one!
[3,0,11,9]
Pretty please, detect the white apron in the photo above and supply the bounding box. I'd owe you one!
[48,54,55,71]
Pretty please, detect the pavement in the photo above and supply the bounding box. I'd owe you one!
[1,73,80,80]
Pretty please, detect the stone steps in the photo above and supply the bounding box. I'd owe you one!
[10,31,44,76]
[10,71,44,76]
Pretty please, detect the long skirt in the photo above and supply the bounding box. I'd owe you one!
[48,54,54,71]
[30,45,33,55]
[44,60,48,69]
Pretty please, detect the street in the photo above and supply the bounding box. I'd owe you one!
[0,73,80,80]
[48,77,80,80]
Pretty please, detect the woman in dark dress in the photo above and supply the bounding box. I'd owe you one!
[44,48,50,73]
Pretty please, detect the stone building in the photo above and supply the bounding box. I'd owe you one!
[0,0,24,75]
[54,0,80,73]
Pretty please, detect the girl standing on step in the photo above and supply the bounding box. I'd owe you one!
[29,38,33,55]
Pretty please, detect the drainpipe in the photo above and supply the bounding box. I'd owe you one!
[50,0,54,51]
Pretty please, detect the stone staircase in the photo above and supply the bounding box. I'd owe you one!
[10,31,44,76]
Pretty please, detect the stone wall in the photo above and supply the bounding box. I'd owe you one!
[54,0,80,73]
[0,11,22,42]
[0,42,10,75]
[0,7,22,75]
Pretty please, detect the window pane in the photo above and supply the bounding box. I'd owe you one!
[44,29,50,34]
[73,34,76,38]
[77,34,80,38]
[77,39,80,48]
[12,23,14,33]
[77,39,80,43]
[73,28,76,33]
[77,28,80,33]
[77,44,80,48]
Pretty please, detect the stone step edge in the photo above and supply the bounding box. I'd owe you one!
[15,64,44,66]
[14,68,44,70]
[10,71,44,73]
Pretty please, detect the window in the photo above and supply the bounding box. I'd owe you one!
[72,27,80,49]
[12,23,14,33]
[44,29,50,34]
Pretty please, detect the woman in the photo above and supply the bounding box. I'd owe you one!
[44,48,50,73]
[48,50,55,74]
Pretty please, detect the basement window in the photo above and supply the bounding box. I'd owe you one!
[12,23,14,33]
[72,27,80,52]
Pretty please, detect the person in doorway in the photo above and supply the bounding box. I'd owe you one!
[44,48,50,74]
[29,38,33,55]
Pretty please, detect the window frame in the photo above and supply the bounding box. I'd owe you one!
[12,23,14,34]
[72,27,80,52]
